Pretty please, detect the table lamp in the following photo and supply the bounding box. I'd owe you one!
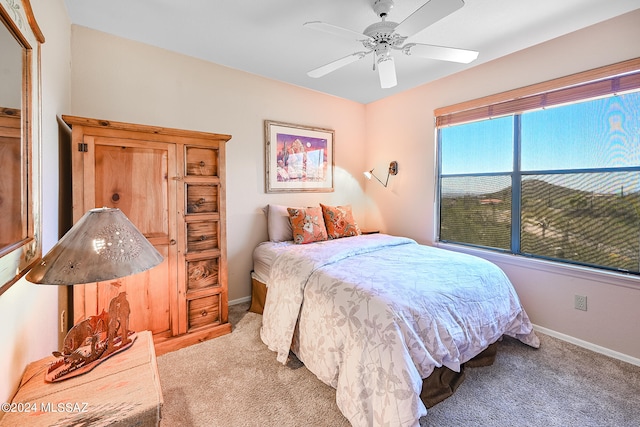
[26,207,164,382]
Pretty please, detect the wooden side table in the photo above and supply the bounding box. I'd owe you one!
[0,330,162,426]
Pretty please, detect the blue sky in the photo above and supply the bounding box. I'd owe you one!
[441,91,640,174]
[440,91,640,195]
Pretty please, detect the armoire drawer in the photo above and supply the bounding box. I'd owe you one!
[185,146,218,177]
[186,183,219,214]
[186,221,219,252]
[188,294,221,330]
[186,257,220,291]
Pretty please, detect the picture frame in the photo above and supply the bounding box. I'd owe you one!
[264,120,334,193]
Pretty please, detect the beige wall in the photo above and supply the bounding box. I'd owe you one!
[68,26,369,303]
[0,0,71,403]
[365,9,640,361]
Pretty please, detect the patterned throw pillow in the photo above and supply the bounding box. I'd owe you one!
[320,204,361,239]
[287,207,328,244]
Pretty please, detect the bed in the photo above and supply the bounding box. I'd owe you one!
[254,205,539,427]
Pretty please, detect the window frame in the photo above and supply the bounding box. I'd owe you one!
[435,58,640,276]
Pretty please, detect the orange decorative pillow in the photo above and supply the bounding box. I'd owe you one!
[320,204,361,239]
[287,207,328,244]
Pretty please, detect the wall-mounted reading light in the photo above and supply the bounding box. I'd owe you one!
[364,161,398,187]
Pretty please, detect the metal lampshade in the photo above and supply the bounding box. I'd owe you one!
[26,207,163,285]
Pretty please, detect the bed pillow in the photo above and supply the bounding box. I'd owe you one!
[263,204,294,242]
[287,207,328,244]
[320,204,361,239]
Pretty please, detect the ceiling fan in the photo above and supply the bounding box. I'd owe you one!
[304,0,478,89]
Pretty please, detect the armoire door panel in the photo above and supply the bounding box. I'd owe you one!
[76,137,177,337]
[94,246,172,335]
[93,141,169,238]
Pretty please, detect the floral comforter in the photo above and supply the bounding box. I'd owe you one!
[260,234,539,427]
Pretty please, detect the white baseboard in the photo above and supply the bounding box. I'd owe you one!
[229,296,251,306]
[533,324,640,367]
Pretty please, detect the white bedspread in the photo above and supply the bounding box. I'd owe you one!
[260,234,539,427]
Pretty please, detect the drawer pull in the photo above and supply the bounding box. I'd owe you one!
[200,235,207,241]
[170,239,176,245]
[199,161,206,167]
[111,193,120,202]
[201,310,208,317]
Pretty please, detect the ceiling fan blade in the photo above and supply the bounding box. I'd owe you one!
[404,43,478,63]
[304,21,372,42]
[395,0,465,38]
[307,52,369,78]
[377,57,397,89]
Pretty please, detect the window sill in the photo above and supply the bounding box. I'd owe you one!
[435,242,640,291]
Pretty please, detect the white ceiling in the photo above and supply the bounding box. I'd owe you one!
[63,0,640,104]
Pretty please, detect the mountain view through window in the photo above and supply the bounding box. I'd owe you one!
[438,91,640,273]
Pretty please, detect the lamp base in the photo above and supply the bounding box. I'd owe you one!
[45,333,137,382]
[46,292,134,382]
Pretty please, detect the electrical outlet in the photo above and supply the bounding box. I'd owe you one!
[574,295,587,311]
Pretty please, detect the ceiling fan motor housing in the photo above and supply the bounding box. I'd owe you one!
[373,0,395,18]
[363,21,407,55]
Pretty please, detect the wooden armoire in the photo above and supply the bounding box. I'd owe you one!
[63,115,232,355]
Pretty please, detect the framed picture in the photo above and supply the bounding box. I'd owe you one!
[265,120,334,193]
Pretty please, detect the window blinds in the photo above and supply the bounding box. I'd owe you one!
[435,58,640,127]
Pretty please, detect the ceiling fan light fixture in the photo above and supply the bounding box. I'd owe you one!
[378,56,397,88]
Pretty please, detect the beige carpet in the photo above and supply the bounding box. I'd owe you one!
[157,303,640,426]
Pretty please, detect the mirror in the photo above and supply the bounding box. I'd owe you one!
[0,0,44,295]
[0,14,25,251]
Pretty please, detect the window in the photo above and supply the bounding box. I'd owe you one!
[437,62,640,274]
[439,117,513,250]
